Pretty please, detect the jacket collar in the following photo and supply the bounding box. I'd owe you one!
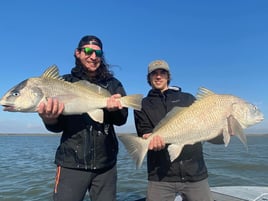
[147,86,181,97]
[70,65,109,89]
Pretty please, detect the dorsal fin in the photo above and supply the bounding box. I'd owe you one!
[40,65,64,81]
[196,87,215,100]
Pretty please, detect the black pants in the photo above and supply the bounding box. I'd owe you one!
[53,165,117,201]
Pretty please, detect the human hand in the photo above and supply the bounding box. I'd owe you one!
[143,133,165,151]
[106,94,123,111]
[38,98,64,124]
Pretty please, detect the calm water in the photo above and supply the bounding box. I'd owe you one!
[0,134,267,201]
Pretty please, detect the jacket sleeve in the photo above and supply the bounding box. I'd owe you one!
[104,108,128,126]
[43,116,64,133]
[134,108,153,137]
[207,134,225,144]
[104,79,128,126]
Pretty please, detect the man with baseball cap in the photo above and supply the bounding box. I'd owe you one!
[134,60,214,201]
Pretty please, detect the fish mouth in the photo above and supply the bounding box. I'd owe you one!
[254,116,264,123]
[257,117,265,122]
[1,105,15,112]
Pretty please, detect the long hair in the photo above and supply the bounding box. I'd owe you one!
[74,56,114,83]
[75,35,114,83]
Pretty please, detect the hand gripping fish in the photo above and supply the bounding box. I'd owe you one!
[118,87,264,168]
[0,65,143,123]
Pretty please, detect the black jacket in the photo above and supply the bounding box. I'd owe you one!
[134,87,208,182]
[45,66,128,170]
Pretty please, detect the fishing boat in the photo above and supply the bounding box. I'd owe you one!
[211,186,268,201]
[134,186,268,201]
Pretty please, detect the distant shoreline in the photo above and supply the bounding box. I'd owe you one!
[0,132,135,136]
[0,133,61,136]
[0,133,267,137]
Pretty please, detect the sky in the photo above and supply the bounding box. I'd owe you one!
[0,0,267,134]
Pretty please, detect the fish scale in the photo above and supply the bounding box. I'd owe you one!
[118,87,264,168]
[155,96,227,142]
[0,65,143,123]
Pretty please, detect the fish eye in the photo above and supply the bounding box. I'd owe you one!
[251,104,258,111]
[12,92,20,97]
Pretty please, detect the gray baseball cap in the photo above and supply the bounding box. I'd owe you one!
[148,60,170,74]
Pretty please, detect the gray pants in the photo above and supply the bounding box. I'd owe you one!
[146,179,213,201]
[53,165,117,201]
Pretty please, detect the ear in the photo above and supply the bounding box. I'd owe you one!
[167,72,171,84]
[74,48,81,58]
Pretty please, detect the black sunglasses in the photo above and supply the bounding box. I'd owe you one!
[79,47,103,57]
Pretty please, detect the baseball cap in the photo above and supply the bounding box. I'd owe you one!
[148,60,170,74]
[77,35,103,49]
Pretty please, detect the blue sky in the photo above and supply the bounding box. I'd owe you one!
[0,0,267,134]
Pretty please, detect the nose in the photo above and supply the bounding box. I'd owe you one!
[90,52,97,58]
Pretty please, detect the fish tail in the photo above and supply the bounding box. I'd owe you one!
[117,134,148,168]
[120,94,143,111]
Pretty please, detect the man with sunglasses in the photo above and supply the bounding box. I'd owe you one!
[134,60,216,201]
[38,35,128,201]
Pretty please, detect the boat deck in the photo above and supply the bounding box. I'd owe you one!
[134,186,268,201]
[212,191,247,201]
[211,186,268,201]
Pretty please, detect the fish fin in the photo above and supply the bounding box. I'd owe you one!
[117,134,149,168]
[222,128,231,147]
[196,87,215,100]
[74,81,111,97]
[120,94,143,111]
[227,115,248,150]
[167,144,184,162]
[41,65,65,81]
[153,107,187,132]
[87,109,104,123]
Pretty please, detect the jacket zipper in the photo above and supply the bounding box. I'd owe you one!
[92,129,97,169]
[83,130,88,170]
[84,125,93,170]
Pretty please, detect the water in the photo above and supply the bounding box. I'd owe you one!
[0,134,267,201]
